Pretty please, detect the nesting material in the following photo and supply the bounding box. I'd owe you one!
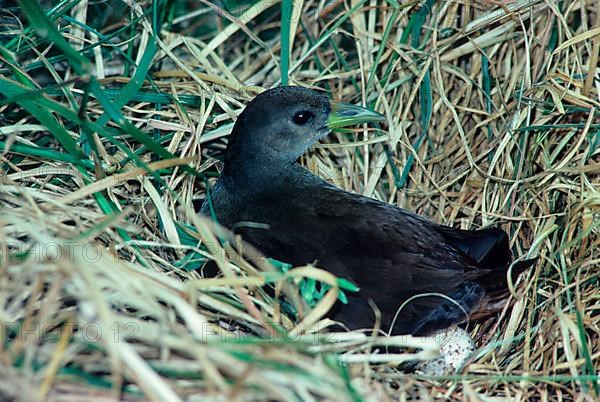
[0,0,597,399]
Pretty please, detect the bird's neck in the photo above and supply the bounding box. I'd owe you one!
[223,121,282,178]
[222,127,299,187]
[222,153,294,184]
[220,156,319,195]
[220,121,321,192]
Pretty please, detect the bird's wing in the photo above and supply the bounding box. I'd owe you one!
[235,184,497,334]
[241,184,477,299]
[309,187,475,294]
[306,187,495,334]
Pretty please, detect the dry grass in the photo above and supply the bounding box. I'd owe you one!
[0,0,598,400]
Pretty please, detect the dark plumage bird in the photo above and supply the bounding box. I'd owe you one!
[201,86,533,336]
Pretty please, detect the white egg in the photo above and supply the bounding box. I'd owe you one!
[416,326,476,375]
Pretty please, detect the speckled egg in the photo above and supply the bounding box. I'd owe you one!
[416,326,476,375]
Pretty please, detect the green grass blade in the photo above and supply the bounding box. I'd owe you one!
[280,0,292,85]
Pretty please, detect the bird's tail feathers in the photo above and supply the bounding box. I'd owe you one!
[437,226,537,289]
[437,226,511,267]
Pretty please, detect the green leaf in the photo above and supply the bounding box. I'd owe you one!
[337,278,359,292]
[18,0,91,75]
[280,0,292,85]
[0,77,83,159]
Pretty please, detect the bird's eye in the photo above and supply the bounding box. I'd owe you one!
[293,111,314,125]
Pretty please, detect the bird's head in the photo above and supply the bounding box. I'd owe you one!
[224,86,385,170]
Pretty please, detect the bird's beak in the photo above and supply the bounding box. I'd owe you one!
[327,102,386,131]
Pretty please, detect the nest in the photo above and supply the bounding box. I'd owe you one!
[0,0,598,400]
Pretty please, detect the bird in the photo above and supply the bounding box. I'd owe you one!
[200,86,534,336]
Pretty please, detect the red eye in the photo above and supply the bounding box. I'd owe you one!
[293,111,314,125]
